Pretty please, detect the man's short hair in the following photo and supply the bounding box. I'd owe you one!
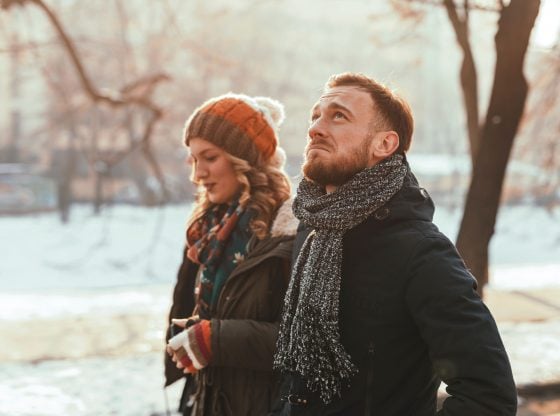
[326,73,414,154]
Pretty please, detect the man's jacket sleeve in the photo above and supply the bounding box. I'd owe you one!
[405,236,517,415]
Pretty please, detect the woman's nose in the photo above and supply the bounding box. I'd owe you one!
[193,163,207,181]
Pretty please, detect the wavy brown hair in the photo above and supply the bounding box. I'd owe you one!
[188,150,291,240]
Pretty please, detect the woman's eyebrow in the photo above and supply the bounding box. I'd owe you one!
[192,148,216,158]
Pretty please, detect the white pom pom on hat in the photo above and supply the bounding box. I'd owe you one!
[253,96,286,130]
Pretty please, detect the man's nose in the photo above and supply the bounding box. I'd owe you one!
[308,118,326,141]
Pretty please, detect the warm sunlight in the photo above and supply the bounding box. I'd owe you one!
[1,1,559,415]
[532,0,560,48]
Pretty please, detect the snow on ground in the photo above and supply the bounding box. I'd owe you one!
[432,204,560,289]
[0,204,190,291]
[0,285,173,322]
[0,202,557,325]
[500,319,560,384]
[0,354,185,416]
[0,202,558,295]
[0,203,559,415]
[0,321,559,416]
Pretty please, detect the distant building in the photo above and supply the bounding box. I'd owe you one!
[0,163,56,214]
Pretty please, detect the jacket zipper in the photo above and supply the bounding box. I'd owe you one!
[364,341,375,416]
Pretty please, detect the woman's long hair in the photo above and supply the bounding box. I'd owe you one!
[188,150,291,239]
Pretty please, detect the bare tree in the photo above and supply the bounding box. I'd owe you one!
[1,0,171,219]
[396,0,541,296]
[455,0,540,296]
[441,0,480,166]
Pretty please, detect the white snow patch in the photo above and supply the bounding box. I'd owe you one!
[0,286,171,320]
[0,355,184,416]
[0,202,559,304]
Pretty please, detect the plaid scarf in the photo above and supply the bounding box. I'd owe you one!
[274,154,408,403]
[187,199,252,318]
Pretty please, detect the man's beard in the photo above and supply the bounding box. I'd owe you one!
[302,138,371,187]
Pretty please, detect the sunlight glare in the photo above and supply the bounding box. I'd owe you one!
[532,0,560,48]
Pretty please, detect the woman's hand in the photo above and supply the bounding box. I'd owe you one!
[171,315,200,330]
[167,318,212,374]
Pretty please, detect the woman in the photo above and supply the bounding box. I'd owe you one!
[165,93,297,416]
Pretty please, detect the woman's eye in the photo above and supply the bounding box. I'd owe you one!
[205,156,218,162]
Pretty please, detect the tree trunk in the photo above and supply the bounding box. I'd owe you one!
[443,0,480,166]
[456,0,540,297]
[94,170,103,214]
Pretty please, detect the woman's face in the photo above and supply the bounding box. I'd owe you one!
[189,138,243,205]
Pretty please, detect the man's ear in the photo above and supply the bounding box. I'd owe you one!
[370,131,399,162]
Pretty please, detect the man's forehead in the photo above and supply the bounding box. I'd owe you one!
[312,86,371,110]
[319,90,342,101]
[322,85,365,99]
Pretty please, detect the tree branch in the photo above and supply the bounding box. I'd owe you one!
[443,0,481,163]
[17,0,169,115]
[403,0,500,12]
[3,0,172,203]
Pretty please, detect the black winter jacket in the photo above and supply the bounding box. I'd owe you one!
[273,171,517,416]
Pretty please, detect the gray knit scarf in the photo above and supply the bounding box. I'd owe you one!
[274,154,407,404]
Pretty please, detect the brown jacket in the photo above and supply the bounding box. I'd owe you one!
[165,200,297,416]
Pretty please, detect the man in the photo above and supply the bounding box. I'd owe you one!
[272,73,517,415]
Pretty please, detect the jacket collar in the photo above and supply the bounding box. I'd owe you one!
[229,199,296,279]
[376,168,435,225]
[270,197,298,238]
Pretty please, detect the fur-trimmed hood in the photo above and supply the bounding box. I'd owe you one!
[270,198,298,238]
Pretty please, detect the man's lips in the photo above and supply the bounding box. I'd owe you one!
[307,144,330,153]
[203,183,216,191]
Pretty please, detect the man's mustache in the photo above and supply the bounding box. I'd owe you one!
[305,138,333,152]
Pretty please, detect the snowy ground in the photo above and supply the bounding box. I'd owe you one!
[0,203,559,415]
[1,202,558,294]
[1,319,560,416]
[0,354,185,416]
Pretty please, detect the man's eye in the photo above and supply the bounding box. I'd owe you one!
[333,112,346,119]
[205,156,218,162]
[310,114,319,123]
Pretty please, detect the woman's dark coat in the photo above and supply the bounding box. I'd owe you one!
[165,201,297,416]
[273,172,517,416]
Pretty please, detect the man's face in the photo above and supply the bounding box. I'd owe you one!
[303,86,377,190]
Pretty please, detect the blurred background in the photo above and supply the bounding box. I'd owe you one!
[0,0,559,415]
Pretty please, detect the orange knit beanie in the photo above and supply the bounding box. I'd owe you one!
[183,93,285,166]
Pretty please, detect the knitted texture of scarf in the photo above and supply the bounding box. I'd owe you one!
[274,154,408,403]
[186,199,252,318]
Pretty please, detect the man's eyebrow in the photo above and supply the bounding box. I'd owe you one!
[328,102,353,115]
[310,101,353,116]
